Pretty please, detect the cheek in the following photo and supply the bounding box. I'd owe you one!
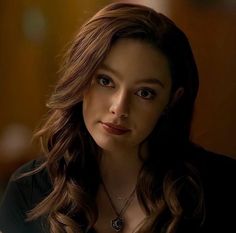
[83,86,100,109]
[82,89,97,125]
[135,101,168,138]
[139,110,161,133]
[82,92,100,140]
[82,87,108,122]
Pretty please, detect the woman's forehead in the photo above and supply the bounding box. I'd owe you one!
[97,38,172,87]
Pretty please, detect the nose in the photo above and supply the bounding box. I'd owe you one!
[109,90,129,119]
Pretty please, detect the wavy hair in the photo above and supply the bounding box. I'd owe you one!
[27,2,204,233]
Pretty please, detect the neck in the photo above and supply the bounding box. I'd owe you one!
[99,144,147,198]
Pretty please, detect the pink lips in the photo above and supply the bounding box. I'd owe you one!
[101,122,130,135]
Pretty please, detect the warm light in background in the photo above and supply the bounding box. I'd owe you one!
[0,0,236,199]
[116,0,236,158]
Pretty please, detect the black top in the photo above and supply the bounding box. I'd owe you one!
[0,145,236,233]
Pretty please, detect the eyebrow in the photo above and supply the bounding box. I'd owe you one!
[98,63,165,88]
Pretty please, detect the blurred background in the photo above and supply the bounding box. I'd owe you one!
[0,0,236,199]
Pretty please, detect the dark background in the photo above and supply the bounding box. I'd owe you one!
[1,0,236,198]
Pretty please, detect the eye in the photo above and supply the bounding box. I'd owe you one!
[96,75,114,87]
[136,88,156,100]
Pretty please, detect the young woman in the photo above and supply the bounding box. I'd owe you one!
[0,2,235,233]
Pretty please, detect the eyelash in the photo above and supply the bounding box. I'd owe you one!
[96,75,114,87]
[96,74,157,100]
[136,88,156,100]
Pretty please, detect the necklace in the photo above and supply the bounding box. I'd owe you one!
[101,179,136,232]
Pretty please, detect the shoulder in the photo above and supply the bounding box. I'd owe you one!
[11,158,52,203]
[187,143,236,175]
[187,143,236,196]
[186,144,236,232]
[0,159,51,233]
[0,158,52,210]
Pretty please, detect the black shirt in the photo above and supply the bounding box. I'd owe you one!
[0,145,236,233]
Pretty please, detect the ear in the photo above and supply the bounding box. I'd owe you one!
[170,87,184,106]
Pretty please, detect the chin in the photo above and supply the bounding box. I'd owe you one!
[94,135,126,152]
[94,138,116,151]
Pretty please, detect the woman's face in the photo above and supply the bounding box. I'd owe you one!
[82,38,172,152]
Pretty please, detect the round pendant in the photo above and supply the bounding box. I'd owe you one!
[111,217,124,232]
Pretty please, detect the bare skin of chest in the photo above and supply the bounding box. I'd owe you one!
[94,186,146,233]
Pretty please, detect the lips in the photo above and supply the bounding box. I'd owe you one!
[101,122,130,135]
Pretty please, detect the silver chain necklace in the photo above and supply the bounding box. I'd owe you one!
[101,179,136,232]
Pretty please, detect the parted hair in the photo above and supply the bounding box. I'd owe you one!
[27,2,204,233]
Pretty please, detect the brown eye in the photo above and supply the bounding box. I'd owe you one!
[136,88,156,100]
[97,75,114,87]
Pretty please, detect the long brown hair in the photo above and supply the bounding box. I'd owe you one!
[26,2,204,233]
